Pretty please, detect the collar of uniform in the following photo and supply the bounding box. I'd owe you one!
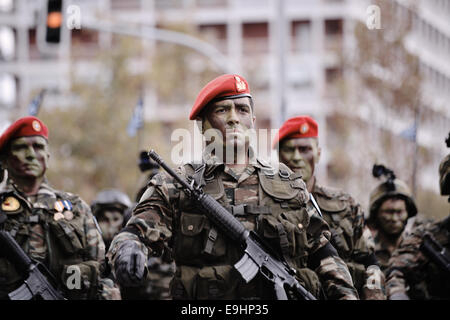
[201,152,273,185]
[26,182,58,209]
[373,229,399,254]
[201,149,265,172]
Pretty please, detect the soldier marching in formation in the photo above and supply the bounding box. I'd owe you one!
[385,137,450,300]
[0,117,120,300]
[274,116,385,300]
[0,74,448,301]
[366,168,431,274]
[107,74,358,300]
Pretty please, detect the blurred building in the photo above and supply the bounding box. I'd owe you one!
[0,0,449,213]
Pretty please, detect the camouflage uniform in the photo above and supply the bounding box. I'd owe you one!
[120,203,176,300]
[120,256,175,300]
[371,214,430,272]
[108,155,358,300]
[0,180,119,299]
[313,183,385,300]
[366,178,430,274]
[386,151,450,300]
[385,217,450,299]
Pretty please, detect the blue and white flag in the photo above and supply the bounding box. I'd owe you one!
[28,89,46,116]
[399,123,417,142]
[127,95,144,137]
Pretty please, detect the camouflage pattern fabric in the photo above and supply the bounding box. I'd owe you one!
[0,180,120,300]
[120,256,175,300]
[371,213,431,273]
[108,155,358,300]
[313,183,385,300]
[385,217,450,300]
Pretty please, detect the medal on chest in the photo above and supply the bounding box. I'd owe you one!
[53,199,74,221]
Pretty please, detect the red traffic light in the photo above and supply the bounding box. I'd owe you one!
[47,11,62,29]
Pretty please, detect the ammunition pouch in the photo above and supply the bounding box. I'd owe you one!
[174,212,228,265]
[49,217,85,255]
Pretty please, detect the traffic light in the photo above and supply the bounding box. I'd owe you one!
[37,0,65,55]
[45,0,63,44]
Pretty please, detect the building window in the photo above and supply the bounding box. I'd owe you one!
[325,19,343,36]
[198,24,227,53]
[196,0,227,7]
[242,22,269,54]
[0,26,15,61]
[0,73,17,108]
[324,19,343,52]
[111,0,141,10]
[292,20,311,53]
[198,24,227,40]
[0,0,13,12]
[325,67,342,84]
[325,67,343,98]
[71,29,100,58]
[155,0,184,9]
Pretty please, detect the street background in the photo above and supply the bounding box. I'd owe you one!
[0,0,449,219]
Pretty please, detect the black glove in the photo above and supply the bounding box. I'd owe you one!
[114,240,147,287]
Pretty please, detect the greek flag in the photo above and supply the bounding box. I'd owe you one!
[399,123,417,142]
[28,89,46,116]
[127,95,144,137]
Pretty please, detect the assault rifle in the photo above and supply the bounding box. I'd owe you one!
[420,216,450,275]
[148,150,317,300]
[0,214,65,300]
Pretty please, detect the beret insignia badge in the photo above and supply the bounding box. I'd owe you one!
[300,123,309,134]
[235,76,246,92]
[32,120,41,132]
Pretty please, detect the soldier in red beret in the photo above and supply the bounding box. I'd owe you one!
[108,74,359,300]
[274,115,385,299]
[0,116,120,300]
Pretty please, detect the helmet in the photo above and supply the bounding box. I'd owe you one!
[91,189,132,216]
[368,178,417,225]
[439,153,450,196]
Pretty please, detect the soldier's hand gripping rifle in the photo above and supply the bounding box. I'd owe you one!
[0,214,65,300]
[148,150,316,300]
[420,231,450,275]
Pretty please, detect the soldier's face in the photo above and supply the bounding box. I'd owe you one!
[97,209,124,242]
[4,136,49,180]
[279,138,320,183]
[202,97,255,151]
[377,198,408,235]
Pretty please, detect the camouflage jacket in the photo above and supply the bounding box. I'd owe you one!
[108,156,358,300]
[386,216,450,300]
[313,183,385,300]
[120,256,176,300]
[0,180,118,300]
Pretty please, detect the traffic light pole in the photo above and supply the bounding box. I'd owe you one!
[81,18,234,74]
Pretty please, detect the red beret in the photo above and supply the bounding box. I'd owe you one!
[0,116,49,153]
[272,116,318,148]
[189,74,252,120]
